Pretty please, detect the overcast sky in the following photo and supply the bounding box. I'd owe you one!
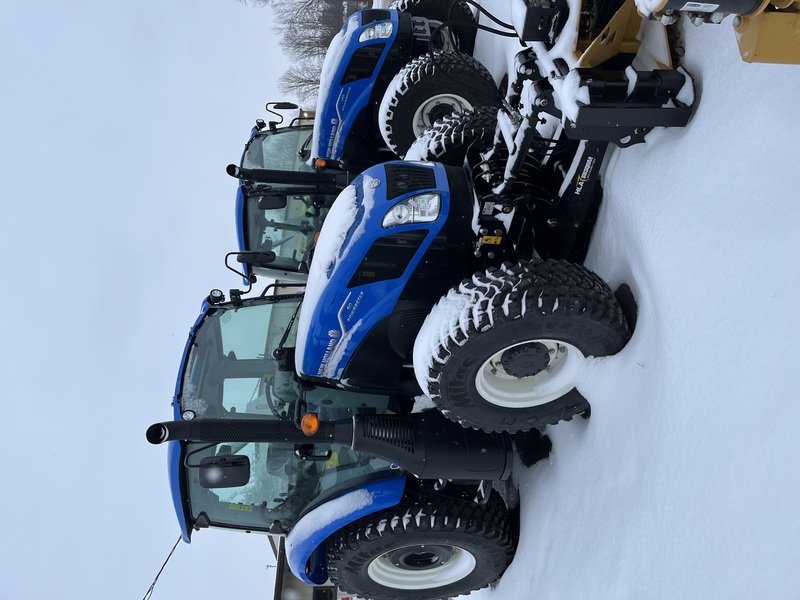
[0,1,294,598]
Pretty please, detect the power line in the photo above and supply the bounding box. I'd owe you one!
[142,535,182,600]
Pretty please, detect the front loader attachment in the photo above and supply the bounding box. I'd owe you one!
[734,1,800,64]
[640,0,800,65]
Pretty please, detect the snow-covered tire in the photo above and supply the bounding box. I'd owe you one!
[405,106,498,164]
[390,0,477,54]
[415,259,630,432]
[326,487,514,600]
[379,52,501,157]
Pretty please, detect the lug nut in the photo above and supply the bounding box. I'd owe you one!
[660,11,677,25]
[689,13,705,26]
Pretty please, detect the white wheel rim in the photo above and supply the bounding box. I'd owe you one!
[367,544,476,590]
[475,339,585,408]
[411,93,474,137]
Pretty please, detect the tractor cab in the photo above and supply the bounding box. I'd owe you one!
[231,106,348,283]
[168,290,401,541]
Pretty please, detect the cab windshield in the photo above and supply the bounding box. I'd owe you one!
[242,190,336,273]
[178,298,397,531]
[241,127,314,172]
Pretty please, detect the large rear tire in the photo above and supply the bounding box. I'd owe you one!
[415,260,630,432]
[326,487,514,600]
[391,0,478,54]
[379,51,501,157]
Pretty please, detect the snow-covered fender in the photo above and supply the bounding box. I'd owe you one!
[295,161,473,389]
[286,476,407,585]
[312,9,413,167]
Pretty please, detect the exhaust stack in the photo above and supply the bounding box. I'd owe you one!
[147,412,513,481]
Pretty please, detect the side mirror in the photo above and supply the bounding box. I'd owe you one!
[267,102,298,111]
[256,195,288,210]
[199,455,251,488]
[236,251,277,267]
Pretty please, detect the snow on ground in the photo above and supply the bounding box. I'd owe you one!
[467,7,800,600]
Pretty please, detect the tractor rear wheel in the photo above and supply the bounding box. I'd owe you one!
[327,487,514,600]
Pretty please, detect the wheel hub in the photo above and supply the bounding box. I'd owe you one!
[500,342,550,378]
[388,545,453,570]
[427,102,456,124]
[412,93,475,136]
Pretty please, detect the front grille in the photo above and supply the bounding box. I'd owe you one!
[360,9,391,25]
[347,230,426,288]
[384,164,437,200]
[341,44,385,85]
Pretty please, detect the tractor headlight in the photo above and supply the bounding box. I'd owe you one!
[382,193,441,228]
[358,22,393,42]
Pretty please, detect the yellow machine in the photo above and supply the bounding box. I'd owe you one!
[641,0,799,64]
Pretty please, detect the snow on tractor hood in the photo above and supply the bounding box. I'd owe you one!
[309,9,401,165]
[309,14,359,165]
[295,170,378,377]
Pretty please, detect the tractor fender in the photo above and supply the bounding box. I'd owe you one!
[285,476,407,585]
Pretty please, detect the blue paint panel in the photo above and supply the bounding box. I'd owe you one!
[167,303,211,543]
[286,476,406,585]
[167,440,191,543]
[314,12,400,162]
[171,304,209,412]
[299,162,452,380]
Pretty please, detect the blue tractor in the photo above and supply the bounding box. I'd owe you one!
[293,0,699,432]
[147,285,526,599]
[148,2,701,597]
[225,0,501,285]
[308,0,502,171]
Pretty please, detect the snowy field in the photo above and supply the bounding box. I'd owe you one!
[464,3,800,599]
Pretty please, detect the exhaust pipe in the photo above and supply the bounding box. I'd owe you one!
[147,412,513,481]
[145,418,348,446]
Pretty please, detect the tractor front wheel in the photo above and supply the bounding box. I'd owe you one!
[415,260,631,432]
[379,52,500,157]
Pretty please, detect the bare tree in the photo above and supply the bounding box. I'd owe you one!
[278,62,326,104]
[239,0,372,105]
